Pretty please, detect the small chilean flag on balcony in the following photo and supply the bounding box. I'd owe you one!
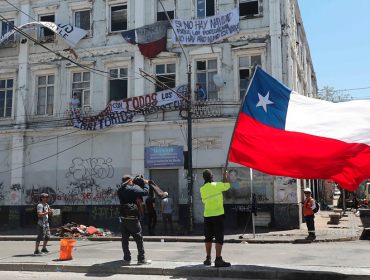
[229,67,370,191]
[121,21,169,58]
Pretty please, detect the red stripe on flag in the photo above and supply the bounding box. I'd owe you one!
[229,112,370,191]
[138,37,167,58]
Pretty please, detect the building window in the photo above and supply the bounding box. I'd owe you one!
[72,72,90,107]
[0,79,13,118]
[196,59,217,100]
[110,5,127,32]
[239,0,259,17]
[39,14,55,42]
[157,0,174,21]
[155,63,176,92]
[239,55,261,99]
[196,0,215,18]
[75,10,90,31]
[109,68,128,101]
[1,21,14,41]
[37,75,54,115]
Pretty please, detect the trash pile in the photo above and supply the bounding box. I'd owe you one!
[53,222,114,237]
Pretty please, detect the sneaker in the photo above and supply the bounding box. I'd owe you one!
[137,259,152,265]
[204,256,211,266]
[34,250,41,255]
[215,257,231,267]
[123,260,131,266]
[41,248,50,253]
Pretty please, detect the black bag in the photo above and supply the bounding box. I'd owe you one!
[122,203,138,217]
[313,199,320,213]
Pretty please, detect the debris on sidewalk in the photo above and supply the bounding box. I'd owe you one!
[51,223,115,238]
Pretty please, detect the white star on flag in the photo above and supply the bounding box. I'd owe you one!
[256,91,274,113]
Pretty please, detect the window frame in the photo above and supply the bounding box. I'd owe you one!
[195,58,218,100]
[33,5,58,43]
[0,77,14,119]
[108,3,129,33]
[149,57,178,94]
[36,74,55,116]
[38,14,57,43]
[154,63,176,93]
[74,9,92,33]
[108,67,129,102]
[238,0,262,19]
[156,0,175,22]
[0,10,18,48]
[102,56,132,103]
[195,0,217,19]
[68,1,93,36]
[71,71,91,108]
[232,46,266,101]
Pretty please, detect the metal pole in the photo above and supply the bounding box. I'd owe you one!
[250,168,255,238]
[187,64,193,234]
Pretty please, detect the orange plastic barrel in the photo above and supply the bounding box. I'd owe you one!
[59,239,76,260]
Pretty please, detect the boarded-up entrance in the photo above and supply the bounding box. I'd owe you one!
[150,169,179,221]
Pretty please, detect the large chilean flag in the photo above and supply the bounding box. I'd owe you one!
[229,67,370,191]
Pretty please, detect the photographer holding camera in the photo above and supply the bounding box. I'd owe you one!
[117,175,151,265]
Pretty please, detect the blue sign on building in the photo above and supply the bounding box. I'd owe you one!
[145,146,184,168]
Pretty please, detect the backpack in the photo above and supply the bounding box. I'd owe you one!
[312,199,320,213]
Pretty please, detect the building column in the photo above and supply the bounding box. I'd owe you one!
[134,0,145,96]
[131,130,145,177]
[269,0,283,82]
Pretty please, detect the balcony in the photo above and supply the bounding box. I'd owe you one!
[0,40,16,48]
[65,106,92,126]
[191,99,222,118]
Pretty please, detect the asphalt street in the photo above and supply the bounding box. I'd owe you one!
[0,271,251,280]
[1,240,370,277]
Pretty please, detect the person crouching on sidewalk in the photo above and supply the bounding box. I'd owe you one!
[200,169,231,267]
[303,188,316,240]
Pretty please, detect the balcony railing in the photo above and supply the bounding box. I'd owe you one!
[0,40,16,48]
[65,106,91,126]
[191,99,222,118]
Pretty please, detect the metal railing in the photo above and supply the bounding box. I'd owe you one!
[65,106,91,126]
[191,99,222,118]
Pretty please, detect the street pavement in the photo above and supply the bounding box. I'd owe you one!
[1,239,370,279]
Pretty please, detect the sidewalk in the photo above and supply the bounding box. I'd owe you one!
[0,210,363,243]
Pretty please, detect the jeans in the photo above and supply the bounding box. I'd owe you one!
[162,213,174,234]
[121,219,145,261]
[148,212,157,234]
[305,214,315,236]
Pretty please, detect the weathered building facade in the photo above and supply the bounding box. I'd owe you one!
[0,0,317,231]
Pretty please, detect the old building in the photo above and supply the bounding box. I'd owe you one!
[0,0,317,231]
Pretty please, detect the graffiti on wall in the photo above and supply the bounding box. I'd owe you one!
[274,177,297,204]
[59,157,119,205]
[223,168,274,204]
[25,186,56,205]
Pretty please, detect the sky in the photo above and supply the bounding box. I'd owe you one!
[297,0,370,99]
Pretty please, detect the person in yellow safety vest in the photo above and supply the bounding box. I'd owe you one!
[200,169,231,267]
[303,188,316,240]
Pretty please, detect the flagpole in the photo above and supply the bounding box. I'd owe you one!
[224,64,258,172]
[250,168,256,238]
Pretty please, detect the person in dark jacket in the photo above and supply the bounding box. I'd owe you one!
[117,175,151,265]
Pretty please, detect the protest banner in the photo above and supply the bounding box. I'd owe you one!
[73,85,188,131]
[0,22,88,48]
[172,8,239,45]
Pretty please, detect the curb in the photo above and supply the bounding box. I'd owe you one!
[0,236,358,243]
[0,262,367,280]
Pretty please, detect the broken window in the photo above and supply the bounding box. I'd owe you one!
[239,0,259,17]
[72,72,90,107]
[196,59,217,100]
[109,68,128,102]
[37,75,54,115]
[239,55,261,99]
[110,5,127,32]
[0,79,13,118]
[39,14,55,42]
[157,0,174,21]
[197,0,215,18]
[75,10,90,31]
[155,63,176,92]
